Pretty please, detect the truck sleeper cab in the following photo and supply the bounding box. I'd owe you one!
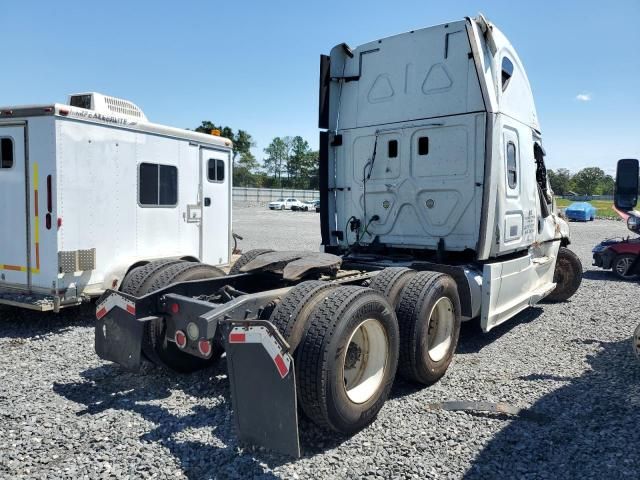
[94,16,582,457]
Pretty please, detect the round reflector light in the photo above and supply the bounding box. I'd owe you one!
[186,322,199,341]
[175,330,187,349]
[170,303,180,314]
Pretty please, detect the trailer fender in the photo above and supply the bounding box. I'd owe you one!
[95,290,157,371]
[225,320,300,457]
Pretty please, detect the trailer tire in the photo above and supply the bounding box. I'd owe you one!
[369,267,417,309]
[396,272,461,385]
[269,281,339,349]
[546,247,583,302]
[229,249,274,275]
[120,259,184,296]
[129,261,225,372]
[296,286,399,434]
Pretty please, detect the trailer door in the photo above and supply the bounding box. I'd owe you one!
[0,124,30,286]
[199,148,231,265]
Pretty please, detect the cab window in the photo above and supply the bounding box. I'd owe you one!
[506,141,517,189]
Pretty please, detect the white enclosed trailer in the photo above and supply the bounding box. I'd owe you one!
[0,93,232,311]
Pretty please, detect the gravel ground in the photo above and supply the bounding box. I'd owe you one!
[1,209,639,479]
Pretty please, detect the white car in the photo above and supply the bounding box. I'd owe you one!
[268,198,305,210]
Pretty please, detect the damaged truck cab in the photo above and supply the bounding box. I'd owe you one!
[94,16,582,457]
[319,15,576,330]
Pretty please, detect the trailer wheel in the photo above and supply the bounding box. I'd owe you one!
[120,259,184,296]
[126,261,225,372]
[546,247,583,302]
[369,267,416,309]
[296,286,399,433]
[228,249,274,275]
[633,323,640,360]
[613,254,639,280]
[396,272,461,385]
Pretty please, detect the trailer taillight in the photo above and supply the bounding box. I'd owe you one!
[175,331,187,349]
[198,339,212,357]
[170,303,180,314]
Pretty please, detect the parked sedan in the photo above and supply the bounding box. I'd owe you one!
[268,198,305,210]
[565,202,597,221]
[292,201,316,212]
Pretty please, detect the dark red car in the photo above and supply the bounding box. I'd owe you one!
[593,159,640,280]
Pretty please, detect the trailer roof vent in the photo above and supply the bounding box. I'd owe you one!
[68,92,148,122]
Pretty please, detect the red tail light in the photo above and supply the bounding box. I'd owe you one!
[175,331,187,349]
[170,303,180,314]
[198,339,212,357]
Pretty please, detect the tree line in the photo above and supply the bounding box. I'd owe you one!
[548,167,615,196]
[194,121,319,189]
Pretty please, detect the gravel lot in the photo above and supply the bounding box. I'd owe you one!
[1,207,639,479]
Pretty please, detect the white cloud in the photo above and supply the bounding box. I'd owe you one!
[576,92,592,102]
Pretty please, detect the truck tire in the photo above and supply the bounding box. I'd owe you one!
[269,281,339,349]
[613,254,639,280]
[546,247,583,301]
[296,286,399,433]
[228,249,274,275]
[369,267,416,309]
[396,272,461,385]
[124,261,225,372]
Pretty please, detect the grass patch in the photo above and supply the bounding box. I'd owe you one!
[556,198,638,219]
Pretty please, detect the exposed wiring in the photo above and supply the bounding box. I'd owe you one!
[362,131,380,238]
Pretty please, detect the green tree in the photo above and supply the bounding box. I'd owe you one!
[263,137,290,186]
[572,167,607,196]
[288,136,311,187]
[548,168,572,195]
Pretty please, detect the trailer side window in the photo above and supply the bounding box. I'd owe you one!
[1,138,13,169]
[139,163,178,207]
[207,158,225,182]
[506,141,517,189]
[501,57,514,92]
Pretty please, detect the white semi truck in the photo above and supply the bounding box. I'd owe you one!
[93,15,582,456]
[0,92,232,311]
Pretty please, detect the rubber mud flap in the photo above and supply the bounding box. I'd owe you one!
[95,303,154,372]
[225,322,300,457]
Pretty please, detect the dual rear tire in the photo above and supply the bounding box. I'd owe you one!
[274,268,461,434]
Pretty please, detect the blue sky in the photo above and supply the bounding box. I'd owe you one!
[2,0,638,174]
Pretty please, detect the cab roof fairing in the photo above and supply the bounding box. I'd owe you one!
[467,15,541,133]
[327,15,541,135]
